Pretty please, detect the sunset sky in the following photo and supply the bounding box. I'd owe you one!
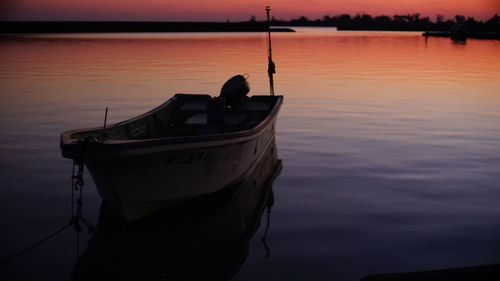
[1,0,499,21]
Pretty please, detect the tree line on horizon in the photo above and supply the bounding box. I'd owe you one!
[250,13,500,32]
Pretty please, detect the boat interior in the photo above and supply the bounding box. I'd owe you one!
[70,94,279,141]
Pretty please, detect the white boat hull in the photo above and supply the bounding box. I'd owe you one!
[86,117,277,222]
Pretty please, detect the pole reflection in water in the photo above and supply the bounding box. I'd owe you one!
[72,138,281,281]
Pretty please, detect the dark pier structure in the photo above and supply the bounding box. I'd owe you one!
[0,21,294,33]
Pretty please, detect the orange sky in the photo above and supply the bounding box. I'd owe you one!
[1,0,499,21]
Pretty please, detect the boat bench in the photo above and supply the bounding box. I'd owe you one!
[132,98,273,137]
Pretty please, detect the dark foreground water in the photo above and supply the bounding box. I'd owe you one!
[1,28,500,280]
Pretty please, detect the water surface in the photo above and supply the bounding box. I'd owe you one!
[1,28,500,280]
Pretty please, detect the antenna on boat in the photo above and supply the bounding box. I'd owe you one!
[265,6,275,96]
[102,107,108,138]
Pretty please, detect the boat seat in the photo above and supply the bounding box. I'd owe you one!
[185,113,207,124]
[225,113,246,125]
[180,100,208,111]
[185,112,246,126]
[241,101,270,111]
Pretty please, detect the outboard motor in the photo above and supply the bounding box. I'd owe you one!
[220,74,250,107]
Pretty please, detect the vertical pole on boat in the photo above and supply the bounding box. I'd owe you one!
[266,6,275,96]
[102,107,108,138]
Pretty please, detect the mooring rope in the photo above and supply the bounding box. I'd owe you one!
[1,154,95,266]
[0,223,72,266]
[70,158,95,259]
[261,187,275,258]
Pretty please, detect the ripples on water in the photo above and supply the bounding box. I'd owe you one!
[1,28,500,280]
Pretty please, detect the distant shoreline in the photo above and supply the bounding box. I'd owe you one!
[2,21,499,41]
[0,21,295,33]
[422,31,500,40]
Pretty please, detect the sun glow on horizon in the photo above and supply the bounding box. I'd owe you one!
[1,0,499,22]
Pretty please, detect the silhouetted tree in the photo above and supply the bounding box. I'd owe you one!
[393,14,406,24]
[436,14,444,23]
[420,16,430,25]
[414,13,420,23]
[374,15,391,25]
[487,14,499,25]
[455,15,466,24]
[337,14,352,25]
[361,14,373,23]
[253,11,500,35]
[322,15,333,24]
[290,16,310,25]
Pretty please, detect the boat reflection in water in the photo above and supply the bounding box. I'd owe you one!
[72,138,281,281]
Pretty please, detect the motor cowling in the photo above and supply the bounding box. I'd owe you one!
[220,75,250,107]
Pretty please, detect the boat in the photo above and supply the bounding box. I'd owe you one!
[450,23,468,42]
[60,77,283,222]
[72,138,282,280]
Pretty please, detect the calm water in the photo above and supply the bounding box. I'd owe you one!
[1,28,500,280]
